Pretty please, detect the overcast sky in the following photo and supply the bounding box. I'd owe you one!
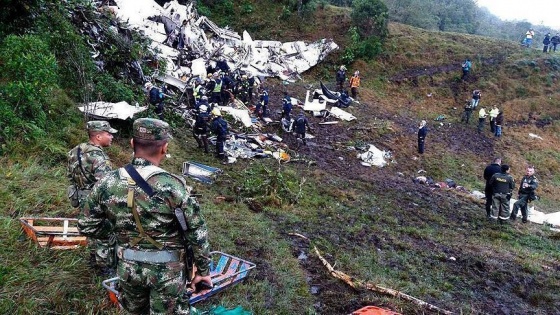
[477,0,560,30]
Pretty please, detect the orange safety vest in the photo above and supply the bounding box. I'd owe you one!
[350,75,360,88]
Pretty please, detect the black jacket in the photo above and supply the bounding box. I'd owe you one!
[489,172,515,194]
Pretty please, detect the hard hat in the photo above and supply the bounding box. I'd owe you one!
[144,82,153,89]
[211,108,222,116]
[241,74,247,79]
[213,72,219,78]
[207,73,212,78]
[201,95,208,100]
[199,105,208,112]
[340,65,346,70]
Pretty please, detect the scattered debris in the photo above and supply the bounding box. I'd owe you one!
[79,101,148,120]
[109,0,338,81]
[357,144,390,167]
[182,161,222,184]
[529,133,543,140]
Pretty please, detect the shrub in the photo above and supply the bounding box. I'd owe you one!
[0,35,59,141]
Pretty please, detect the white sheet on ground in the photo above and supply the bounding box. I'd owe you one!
[329,107,356,121]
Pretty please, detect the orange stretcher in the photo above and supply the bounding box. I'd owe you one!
[103,251,256,306]
[19,217,87,249]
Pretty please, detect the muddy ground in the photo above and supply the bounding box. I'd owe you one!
[241,78,560,314]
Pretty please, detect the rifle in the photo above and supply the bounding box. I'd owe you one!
[174,208,195,284]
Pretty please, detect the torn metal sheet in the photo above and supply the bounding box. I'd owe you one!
[79,101,148,120]
[219,106,253,128]
[303,90,328,112]
[329,107,356,121]
[357,144,389,167]
[110,0,338,80]
[182,161,222,184]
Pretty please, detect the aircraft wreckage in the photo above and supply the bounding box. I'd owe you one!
[108,0,337,82]
[83,0,338,119]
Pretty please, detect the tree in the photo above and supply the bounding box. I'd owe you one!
[351,0,388,39]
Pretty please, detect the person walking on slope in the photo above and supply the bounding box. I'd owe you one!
[488,164,515,224]
[494,110,504,137]
[461,99,474,124]
[551,33,560,52]
[483,157,502,218]
[471,89,481,109]
[461,59,472,80]
[510,166,539,223]
[78,118,213,314]
[478,107,488,133]
[524,29,535,48]
[417,120,428,154]
[349,70,361,99]
[67,120,117,272]
[543,33,551,53]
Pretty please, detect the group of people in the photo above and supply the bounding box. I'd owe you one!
[523,29,560,52]
[459,89,503,137]
[68,119,213,314]
[483,158,539,224]
[336,65,361,99]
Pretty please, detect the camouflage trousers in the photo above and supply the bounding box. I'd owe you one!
[87,238,110,268]
[117,259,190,315]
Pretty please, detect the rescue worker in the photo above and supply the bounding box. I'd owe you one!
[235,75,250,104]
[146,82,165,120]
[67,120,117,272]
[483,157,502,218]
[290,111,311,145]
[478,107,488,133]
[336,65,347,92]
[247,72,258,103]
[510,166,538,223]
[281,92,292,120]
[210,73,222,105]
[196,95,209,112]
[488,164,515,224]
[543,33,551,53]
[417,120,427,154]
[495,110,504,137]
[78,118,212,314]
[256,87,269,119]
[349,70,361,99]
[210,108,228,164]
[193,105,210,153]
[551,33,560,52]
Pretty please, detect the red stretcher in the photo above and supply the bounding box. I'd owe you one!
[103,251,256,306]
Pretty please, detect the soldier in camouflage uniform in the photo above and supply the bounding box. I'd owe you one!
[78,118,212,314]
[67,120,117,270]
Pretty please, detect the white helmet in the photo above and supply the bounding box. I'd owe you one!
[144,82,153,89]
[199,105,208,112]
[201,95,208,101]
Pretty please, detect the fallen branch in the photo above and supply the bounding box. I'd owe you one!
[289,233,453,314]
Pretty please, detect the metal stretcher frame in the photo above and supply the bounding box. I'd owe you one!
[102,251,256,305]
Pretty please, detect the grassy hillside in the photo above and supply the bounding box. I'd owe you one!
[2,3,560,315]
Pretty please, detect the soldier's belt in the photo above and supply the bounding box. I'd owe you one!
[118,247,183,264]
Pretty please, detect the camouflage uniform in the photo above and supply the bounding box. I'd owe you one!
[68,120,117,268]
[79,118,211,315]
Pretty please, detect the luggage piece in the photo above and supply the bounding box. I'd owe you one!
[103,251,256,306]
[19,217,87,249]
